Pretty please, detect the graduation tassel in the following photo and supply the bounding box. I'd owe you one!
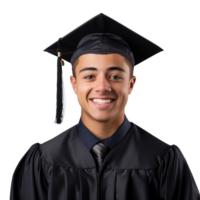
[55,38,65,124]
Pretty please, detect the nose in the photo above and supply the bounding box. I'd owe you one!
[95,74,111,94]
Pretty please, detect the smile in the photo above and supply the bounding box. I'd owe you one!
[92,99,114,104]
[89,99,116,109]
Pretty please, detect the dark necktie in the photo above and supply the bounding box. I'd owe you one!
[91,142,111,172]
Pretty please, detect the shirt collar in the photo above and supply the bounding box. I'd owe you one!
[76,114,131,151]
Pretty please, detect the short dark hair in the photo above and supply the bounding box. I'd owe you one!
[72,55,134,80]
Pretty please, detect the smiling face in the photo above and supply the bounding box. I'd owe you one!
[70,53,136,123]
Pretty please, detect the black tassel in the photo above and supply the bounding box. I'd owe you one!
[55,38,63,124]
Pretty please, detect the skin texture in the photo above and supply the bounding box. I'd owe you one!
[70,53,136,140]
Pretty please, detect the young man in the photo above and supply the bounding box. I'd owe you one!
[70,53,135,143]
[10,13,200,200]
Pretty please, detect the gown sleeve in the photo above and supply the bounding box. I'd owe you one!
[157,144,200,200]
[10,143,48,200]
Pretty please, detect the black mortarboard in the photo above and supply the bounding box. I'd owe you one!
[44,13,163,124]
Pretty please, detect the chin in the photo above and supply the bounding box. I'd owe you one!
[90,112,115,122]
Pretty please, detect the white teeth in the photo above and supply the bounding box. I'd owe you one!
[92,99,112,104]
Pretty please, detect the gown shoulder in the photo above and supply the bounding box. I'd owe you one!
[10,143,48,200]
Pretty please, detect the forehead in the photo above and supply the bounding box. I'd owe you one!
[77,53,128,67]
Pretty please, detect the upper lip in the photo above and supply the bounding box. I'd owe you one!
[89,97,116,100]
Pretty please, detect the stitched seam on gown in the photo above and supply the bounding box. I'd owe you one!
[40,159,159,170]
[104,168,158,170]
[40,159,96,170]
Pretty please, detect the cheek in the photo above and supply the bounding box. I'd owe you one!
[115,84,129,104]
[77,83,92,103]
[121,88,129,102]
[114,83,128,96]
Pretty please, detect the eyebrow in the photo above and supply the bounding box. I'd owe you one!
[79,66,126,74]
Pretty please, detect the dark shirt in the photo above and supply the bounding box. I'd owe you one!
[76,114,131,151]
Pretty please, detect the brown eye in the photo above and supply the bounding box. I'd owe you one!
[85,75,94,79]
[84,75,121,79]
[110,75,121,79]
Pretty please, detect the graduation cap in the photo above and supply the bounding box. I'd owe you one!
[44,13,163,124]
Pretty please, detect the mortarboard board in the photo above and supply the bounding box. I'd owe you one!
[44,13,163,124]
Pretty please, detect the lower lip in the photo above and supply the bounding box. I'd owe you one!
[90,99,116,109]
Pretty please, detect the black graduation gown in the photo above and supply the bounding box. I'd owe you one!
[10,122,200,200]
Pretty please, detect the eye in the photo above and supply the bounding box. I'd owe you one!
[85,75,121,79]
[85,75,94,79]
[111,76,121,79]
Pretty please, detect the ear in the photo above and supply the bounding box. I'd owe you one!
[68,75,76,95]
[129,75,138,95]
